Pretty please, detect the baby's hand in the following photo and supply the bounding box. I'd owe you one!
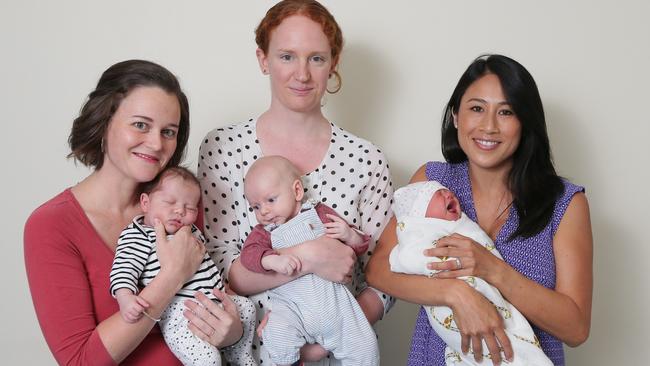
[324,214,361,245]
[262,254,302,275]
[257,310,270,338]
[115,289,150,323]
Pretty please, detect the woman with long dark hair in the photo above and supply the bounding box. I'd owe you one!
[367,54,592,365]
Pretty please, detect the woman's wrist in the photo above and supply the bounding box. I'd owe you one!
[441,278,469,308]
[486,257,512,290]
[145,269,185,299]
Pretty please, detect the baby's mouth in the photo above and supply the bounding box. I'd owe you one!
[446,200,460,217]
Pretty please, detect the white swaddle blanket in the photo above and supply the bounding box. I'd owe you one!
[389,181,552,366]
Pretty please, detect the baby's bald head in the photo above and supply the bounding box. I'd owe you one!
[245,156,300,192]
[244,156,305,226]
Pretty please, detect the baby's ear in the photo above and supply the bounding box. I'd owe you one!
[140,193,150,213]
[293,179,304,201]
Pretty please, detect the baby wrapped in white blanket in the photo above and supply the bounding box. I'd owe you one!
[389,181,552,365]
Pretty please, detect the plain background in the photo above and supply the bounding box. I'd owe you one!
[2,0,648,364]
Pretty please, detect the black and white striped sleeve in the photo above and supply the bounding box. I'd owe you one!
[109,226,153,297]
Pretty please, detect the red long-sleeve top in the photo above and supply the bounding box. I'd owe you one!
[24,189,180,365]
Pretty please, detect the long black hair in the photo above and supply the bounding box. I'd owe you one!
[441,54,564,239]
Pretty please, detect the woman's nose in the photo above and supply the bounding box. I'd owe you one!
[295,60,310,82]
[146,132,163,150]
[480,111,499,133]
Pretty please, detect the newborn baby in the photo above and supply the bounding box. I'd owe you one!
[389,181,552,366]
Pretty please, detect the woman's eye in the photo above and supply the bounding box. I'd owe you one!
[311,55,326,63]
[133,121,147,130]
[280,54,292,61]
[499,109,514,116]
[470,106,483,112]
[162,129,177,138]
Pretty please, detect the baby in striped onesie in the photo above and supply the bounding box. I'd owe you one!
[241,156,379,366]
[109,167,256,366]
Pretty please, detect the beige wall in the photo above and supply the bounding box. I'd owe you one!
[2,0,648,364]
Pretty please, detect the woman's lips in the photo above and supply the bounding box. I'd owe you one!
[133,152,160,163]
[289,86,313,96]
[474,138,500,150]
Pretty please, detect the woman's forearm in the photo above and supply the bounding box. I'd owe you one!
[366,217,462,307]
[492,264,590,346]
[230,236,358,295]
[228,257,297,295]
[97,271,184,362]
[366,255,462,307]
[490,193,593,346]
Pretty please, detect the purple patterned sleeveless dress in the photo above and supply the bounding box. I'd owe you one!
[407,161,584,366]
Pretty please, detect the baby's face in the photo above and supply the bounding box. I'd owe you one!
[246,173,302,226]
[142,176,200,234]
[425,189,461,221]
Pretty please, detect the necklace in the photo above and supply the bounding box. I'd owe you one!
[487,191,513,239]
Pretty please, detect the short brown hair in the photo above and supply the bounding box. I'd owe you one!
[255,0,344,93]
[67,59,190,169]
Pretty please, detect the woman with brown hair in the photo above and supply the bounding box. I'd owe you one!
[25,60,243,365]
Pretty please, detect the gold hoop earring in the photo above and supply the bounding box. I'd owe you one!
[327,70,342,94]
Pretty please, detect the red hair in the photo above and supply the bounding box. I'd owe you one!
[255,0,343,92]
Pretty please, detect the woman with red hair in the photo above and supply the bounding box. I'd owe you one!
[197,1,394,364]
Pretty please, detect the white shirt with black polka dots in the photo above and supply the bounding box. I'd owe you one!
[198,119,395,365]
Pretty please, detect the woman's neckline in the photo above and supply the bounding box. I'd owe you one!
[461,162,515,243]
[252,117,334,176]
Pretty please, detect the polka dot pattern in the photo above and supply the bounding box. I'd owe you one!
[159,296,257,366]
[198,119,395,364]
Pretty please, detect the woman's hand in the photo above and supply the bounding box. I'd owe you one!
[154,220,205,286]
[449,282,514,365]
[425,233,504,283]
[294,235,356,283]
[300,343,330,362]
[184,289,244,348]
